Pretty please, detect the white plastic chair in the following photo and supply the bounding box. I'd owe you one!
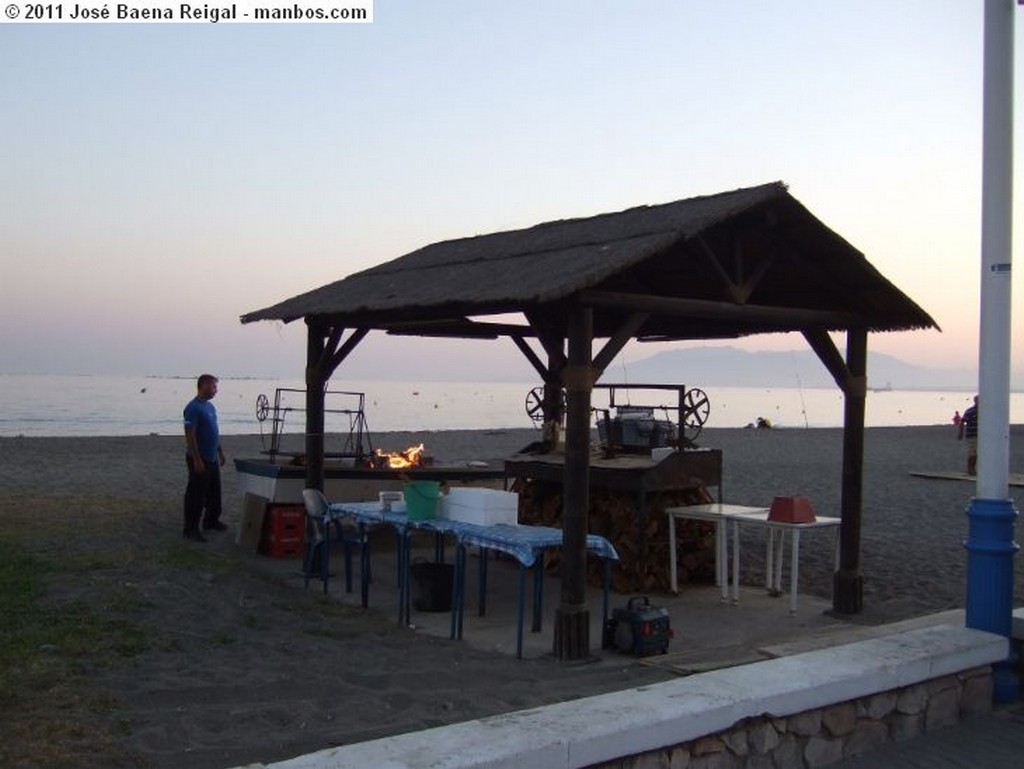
[302,488,364,595]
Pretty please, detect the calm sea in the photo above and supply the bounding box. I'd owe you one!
[0,373,1016,438]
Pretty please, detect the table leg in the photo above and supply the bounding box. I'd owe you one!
[449,543,464,640]
[516,566,527,659]
[359,523,370,610]
[394,530,404,625]
[668,513,679,594]
[731,519,740,603]
[403,532,413,626]
[718,518,728,601]
[774,529,785,596]
[394,531,402,584]
[602,558,610,628]
[765,528,774,591]
[478,547,488,617]
[789,529,800,614]
[322,533,331,595]
[338,522,353,594]
[531,556,543,633]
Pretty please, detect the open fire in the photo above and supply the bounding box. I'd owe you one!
[372,443,426,470]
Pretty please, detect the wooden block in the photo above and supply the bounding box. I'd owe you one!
[237,492,268,553]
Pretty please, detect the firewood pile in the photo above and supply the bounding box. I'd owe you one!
[513,479,717,593]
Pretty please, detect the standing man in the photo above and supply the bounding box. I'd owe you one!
[183,374,227,542]
[958,395,979,476]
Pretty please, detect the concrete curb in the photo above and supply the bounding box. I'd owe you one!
[230,623,1006,769]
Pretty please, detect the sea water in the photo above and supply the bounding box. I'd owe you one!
[0,373,1017,438]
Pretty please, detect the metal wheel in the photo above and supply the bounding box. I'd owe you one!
[680,387,710,442]
[525,387,546,425]
[255,393,270,423]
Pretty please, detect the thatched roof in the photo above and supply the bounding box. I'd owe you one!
[241,182,936,340]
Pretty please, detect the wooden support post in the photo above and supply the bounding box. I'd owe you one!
[834,328,867,614]
[302,323,369,493]
[543,343,565,444]
[554,306,593,661]
[305,320,329,493]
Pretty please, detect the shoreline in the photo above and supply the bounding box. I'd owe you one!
[4,422,1024,441]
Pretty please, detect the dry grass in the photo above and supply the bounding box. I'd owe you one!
[0,493,380,768]
[1,496,181,768]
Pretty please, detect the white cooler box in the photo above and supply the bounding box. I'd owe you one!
[441,487,519,526]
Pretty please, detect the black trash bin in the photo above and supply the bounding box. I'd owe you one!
[411,560,454,612]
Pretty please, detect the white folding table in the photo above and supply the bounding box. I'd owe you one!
[665,503,769,600]
[728,511,842,613]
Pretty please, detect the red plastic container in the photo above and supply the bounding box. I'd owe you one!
[260,537,303,558]
[260,504,306,557]
[768,495,816,523]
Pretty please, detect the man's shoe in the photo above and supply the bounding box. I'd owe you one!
[184,531,208,543]
[203,521,228,532]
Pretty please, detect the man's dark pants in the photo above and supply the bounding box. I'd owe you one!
[183,456,222,535]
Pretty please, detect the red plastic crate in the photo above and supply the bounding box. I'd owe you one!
[262,505,306,542]
[259,505,306,558]
[260,536,303,558]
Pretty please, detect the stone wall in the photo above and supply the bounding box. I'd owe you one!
[248,625,1007,769]
[591,666,993,769]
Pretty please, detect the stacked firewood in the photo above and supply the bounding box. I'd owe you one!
[514,480,717,593]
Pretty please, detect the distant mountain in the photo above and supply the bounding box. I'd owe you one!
[617,347,984,391]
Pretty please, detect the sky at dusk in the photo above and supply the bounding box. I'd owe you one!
[2,2,1023,384]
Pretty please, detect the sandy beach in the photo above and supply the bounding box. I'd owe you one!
[1,424,1023,768]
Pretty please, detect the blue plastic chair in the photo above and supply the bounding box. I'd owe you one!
[302,488,368,597]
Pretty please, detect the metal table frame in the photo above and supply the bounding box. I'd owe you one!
[729,511,842,613]
[444,524,617,658]
[328,502,618,658]
[665,503,768,600]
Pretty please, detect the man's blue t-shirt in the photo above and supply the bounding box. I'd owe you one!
[184,397,220,462]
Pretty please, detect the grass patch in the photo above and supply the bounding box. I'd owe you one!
[158,539,238,576]
[0,539,151,682]
[0,536,148,767]
[0,542,56,690]
[0,492,389,767]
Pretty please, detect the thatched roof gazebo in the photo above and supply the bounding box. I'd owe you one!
[242,181,937,660]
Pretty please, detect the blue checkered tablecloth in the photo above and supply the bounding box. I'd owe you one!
[327,502,618,567]
[328,501,400,528]
[429,520,617,567]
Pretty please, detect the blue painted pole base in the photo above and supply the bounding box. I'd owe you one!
[964,496,1019,702]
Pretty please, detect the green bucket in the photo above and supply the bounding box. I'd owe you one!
[403,481,441,521]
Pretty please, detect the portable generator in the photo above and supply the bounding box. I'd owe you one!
[603,596,673,656]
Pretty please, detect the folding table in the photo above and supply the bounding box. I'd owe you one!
[439,521,618,658]
[728,511,842,613]
[665,503,768,600]
[328,503,618,657]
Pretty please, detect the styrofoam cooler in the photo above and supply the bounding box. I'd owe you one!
[441,487,519,526]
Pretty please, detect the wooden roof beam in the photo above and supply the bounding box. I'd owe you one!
[525,310,568,370]
[802,327,869,398]
[326,327,370,378]
[510,334,549,380]
[593,312,650,375]
[380,318,534,339]
[579,290,862,329]
[693,233,777,305]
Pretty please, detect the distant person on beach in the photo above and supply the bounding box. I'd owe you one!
[957,396,979,475]
[183,374,227,542]
[952,410,962,427]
